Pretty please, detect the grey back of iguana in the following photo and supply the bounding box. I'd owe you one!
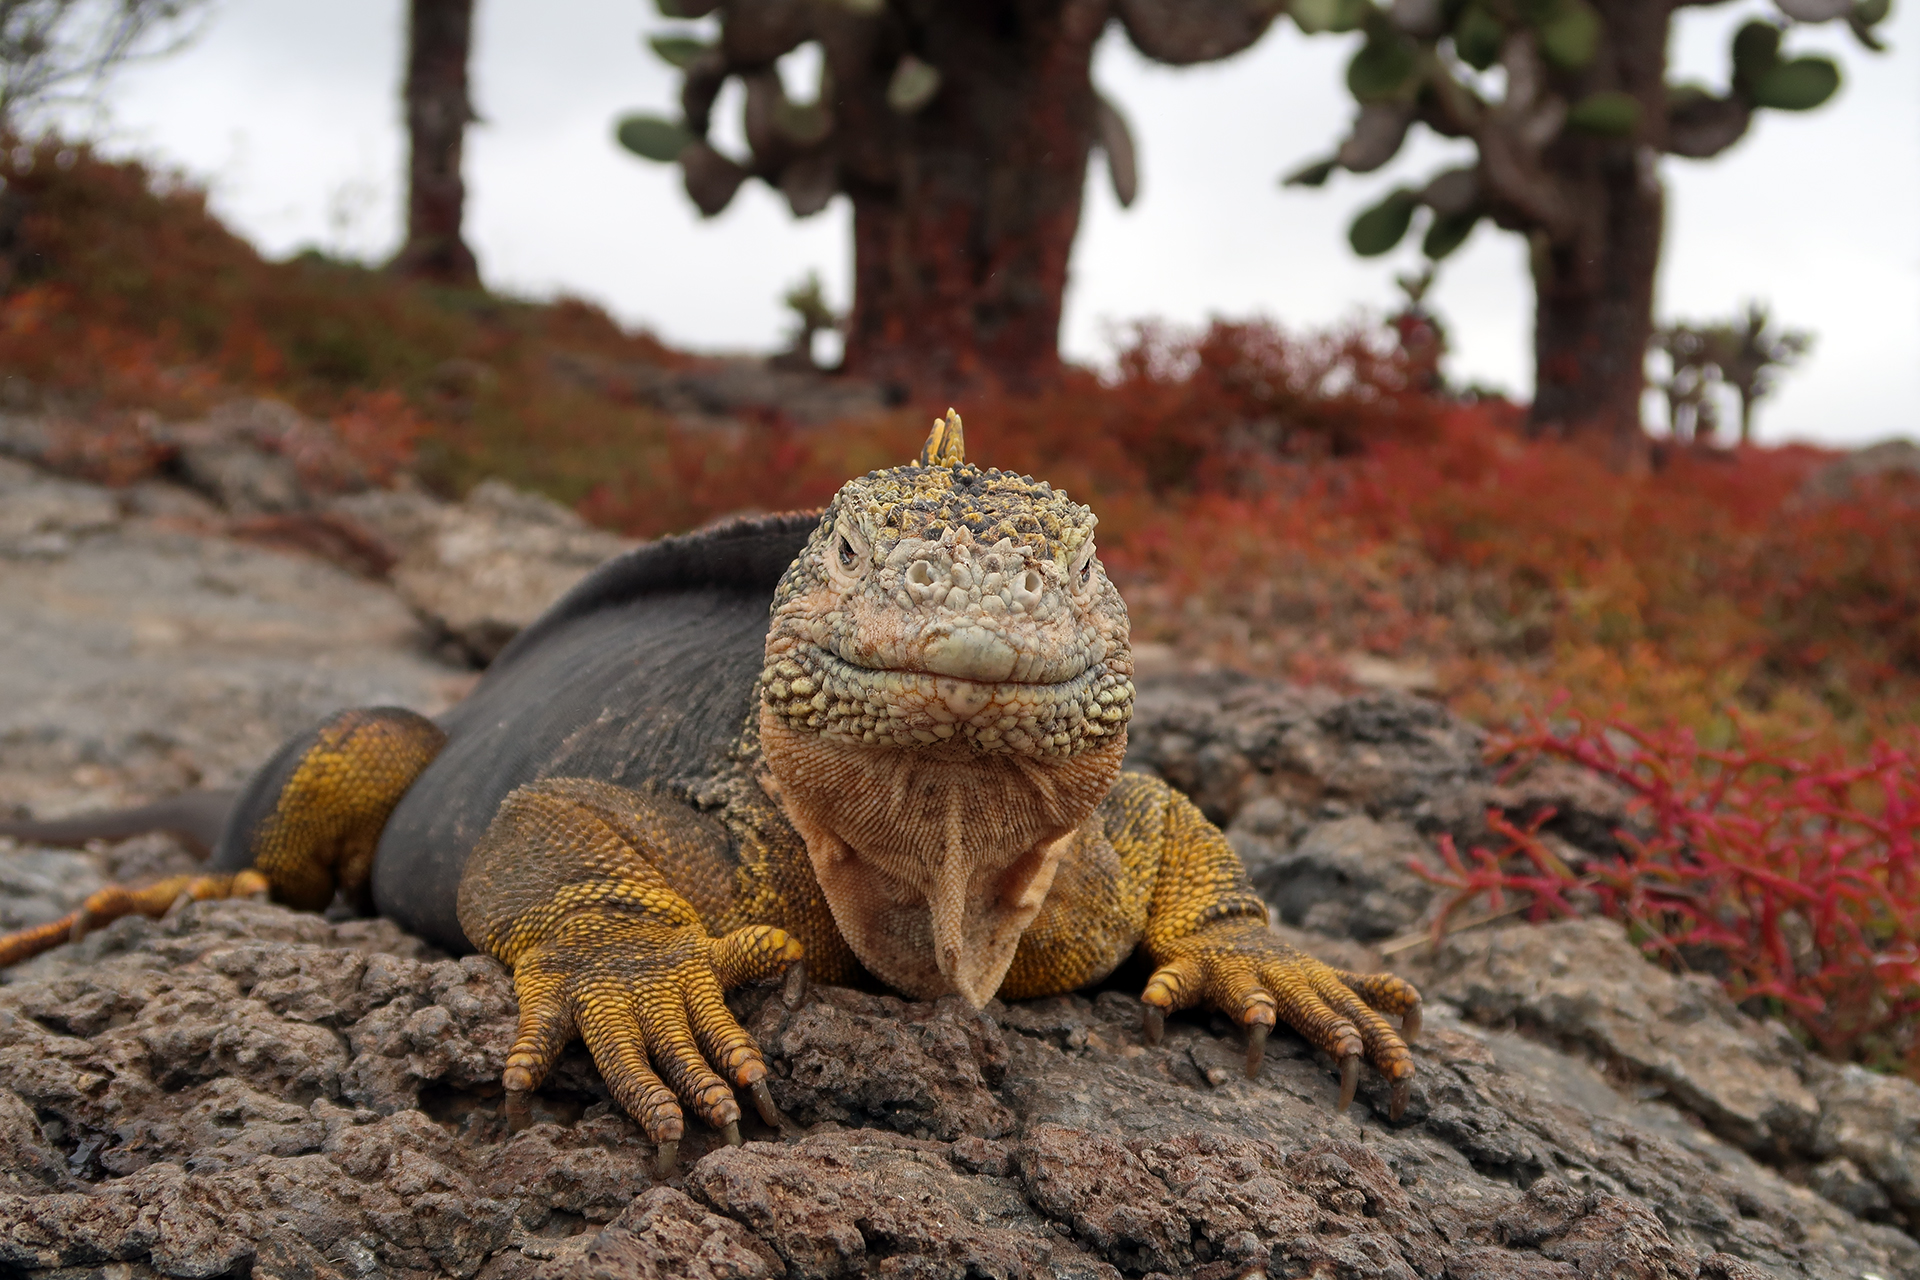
[205,511,817,951]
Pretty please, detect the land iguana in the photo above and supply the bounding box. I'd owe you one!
[0,411,1421,1172]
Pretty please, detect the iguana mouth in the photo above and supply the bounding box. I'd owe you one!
[760,643,1133,758]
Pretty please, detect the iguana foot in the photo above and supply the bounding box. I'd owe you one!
[0,871,270,968]
[1140,920,1421,1119]
[499,913,802,1171]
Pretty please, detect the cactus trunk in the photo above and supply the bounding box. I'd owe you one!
[836,0,1106,395]
[1527,164,1662,467]
[1525,0,1669,468]
[843,181,1084,396]
[392,0,480,288]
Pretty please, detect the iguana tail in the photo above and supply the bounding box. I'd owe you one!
[0,706,445,971]
[0,790,239,859]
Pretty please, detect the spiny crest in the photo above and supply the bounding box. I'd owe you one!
[919,408,966,467]
[814,409,1096,565]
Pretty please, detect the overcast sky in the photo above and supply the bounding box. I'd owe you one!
[68,0,1919,446]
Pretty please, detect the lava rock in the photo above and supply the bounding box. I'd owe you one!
[1124,671,1491,837]
[0,875,1914,1278]
[0,456,122,559]
[1417,915,1920,1233]
[1239,813,1441,941]
[3,458,1917,1277]
[751,987,1015,1141]
[332,480,636,666]
[0,461,468,816]
[1418,917,1821,1153]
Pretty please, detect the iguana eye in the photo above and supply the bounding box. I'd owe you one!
[1069,539,1097,594]
[826,519,869,590]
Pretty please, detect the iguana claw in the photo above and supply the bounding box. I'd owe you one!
[1140,920,1421,1118]
[1337,1054,1360,1111]
[494,910,802,1165]
[749,1078,799,1135]
[1244,1022,1270,1079]
[782,959,809,1007]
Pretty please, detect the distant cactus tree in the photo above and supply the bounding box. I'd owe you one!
[1283,0,1885,463]
[390,0,481,287]
[1704,302,1812,444]
[1651,302,1811,444]
[1648,324,1721,443]
[771,270,842,371]
[615,0,1283,394]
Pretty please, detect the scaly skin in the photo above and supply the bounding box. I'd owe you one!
[247,709,448,911]
[0,870,272,968]
[0,411,1421,1166]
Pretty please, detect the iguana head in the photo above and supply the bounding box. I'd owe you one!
[759,410,1134,1007]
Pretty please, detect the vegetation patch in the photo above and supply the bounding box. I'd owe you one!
[1424,718,1920,1074]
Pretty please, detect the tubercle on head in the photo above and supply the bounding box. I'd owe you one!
[920,408,966,468]
[794,410,1100,584]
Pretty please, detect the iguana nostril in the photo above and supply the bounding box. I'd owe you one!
[1012,569,1045,611]
[907,560,936,588]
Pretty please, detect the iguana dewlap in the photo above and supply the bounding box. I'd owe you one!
[0,412,1420,1169]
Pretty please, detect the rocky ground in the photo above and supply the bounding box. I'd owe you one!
[1,403,1917,1279]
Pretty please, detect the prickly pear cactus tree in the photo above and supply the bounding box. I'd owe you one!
[617,0,1283,393]
[1284,0,1886,460]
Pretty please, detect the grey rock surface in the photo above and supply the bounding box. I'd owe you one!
[331,480,637,666]
[1418,918,1822,1155]
[0,457,121,556]
[545,352,895,430]
[1241,813,1441,941]
[1799,438,1920,504]
[168,396,372,512]
[175,438,310,516]
[2,456,1917,1278]
[1416,916,1920,1235]
[0,460,470,822]
[1121,672,1497,947]
[1,900,1913,1279]
[1123,672,1492,837]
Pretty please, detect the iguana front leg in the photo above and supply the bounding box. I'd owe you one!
[456,778,802,1173]
[1122,775,1422,1117]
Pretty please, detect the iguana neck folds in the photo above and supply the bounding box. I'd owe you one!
[761,714,1125,1006]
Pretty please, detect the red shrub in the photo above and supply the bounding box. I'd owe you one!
[1422,718,1920,1072]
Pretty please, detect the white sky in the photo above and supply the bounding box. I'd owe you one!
[65,0,1919,446]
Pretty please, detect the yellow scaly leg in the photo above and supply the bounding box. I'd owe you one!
[243,707,447,911]
[1127,776,1423,1118]
[0,706,443,969]
[457,778,803,1175]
